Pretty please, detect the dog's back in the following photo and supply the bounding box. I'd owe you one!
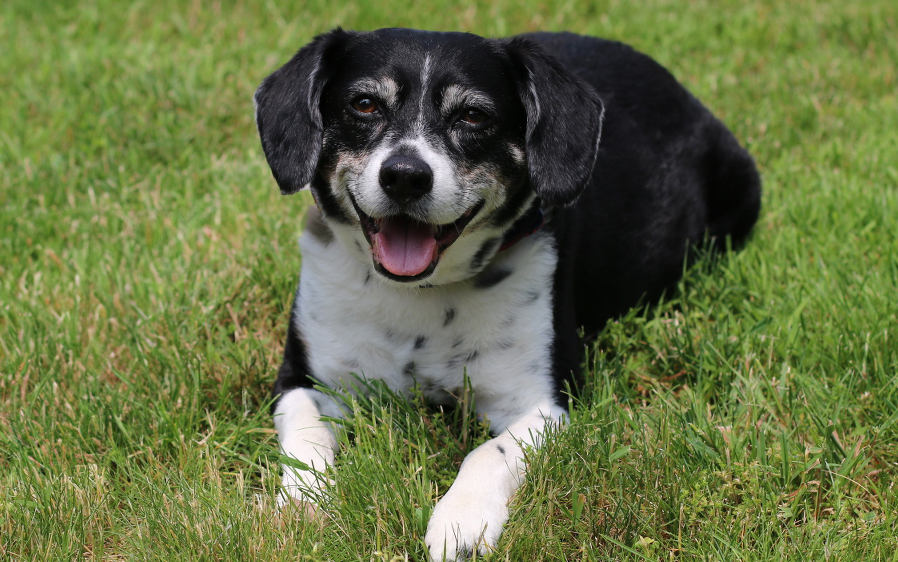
[524,33,760,375]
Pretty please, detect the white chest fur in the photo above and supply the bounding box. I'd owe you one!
[295,219,559,432]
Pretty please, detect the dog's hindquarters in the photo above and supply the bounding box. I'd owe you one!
[701,124,762,251]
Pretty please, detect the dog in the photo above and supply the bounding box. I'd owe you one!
[254,28,760,560]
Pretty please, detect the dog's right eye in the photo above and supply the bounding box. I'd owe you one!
[350,97,380,115]
[459,108,490,125]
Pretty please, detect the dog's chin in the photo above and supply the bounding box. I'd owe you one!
[352,201,484,283]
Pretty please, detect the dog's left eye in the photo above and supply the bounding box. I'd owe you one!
[459,108,490,125]
[351,97,380,114]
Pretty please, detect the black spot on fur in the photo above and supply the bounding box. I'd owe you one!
[363,271,371,285]
[474,267,512,289]
[443,307,456,326]
[497,445,506,455]
[452,337,464,349]
[446,354,464,370]
[414,336,427,350]
[448,350,478,370]
[524,290,541,304]
[470,237,501,270]
[354,240,363,252]
[403,362,415,377]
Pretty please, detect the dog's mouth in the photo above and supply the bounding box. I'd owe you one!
[350,197,484,282]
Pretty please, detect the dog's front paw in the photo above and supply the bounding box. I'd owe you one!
[277,462,332,517]
[424,486,509,561]
[277,492,325,521]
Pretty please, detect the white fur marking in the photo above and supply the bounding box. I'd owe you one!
[508,143,525,164]
[419,54,433,116]
[440,85,496,116]
[527,68,542,124]
[274,388,342,506]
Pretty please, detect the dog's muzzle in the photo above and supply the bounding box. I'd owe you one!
[349,192,484,281]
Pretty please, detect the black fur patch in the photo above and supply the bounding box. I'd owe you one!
[311,177,353,224]
[271,290,314,412]
[414,336,427,349]
[473,267,512,289]
[491,183,535,230]
[470,238,501,271]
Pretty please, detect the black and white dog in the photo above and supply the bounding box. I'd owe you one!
[254,28,760,560]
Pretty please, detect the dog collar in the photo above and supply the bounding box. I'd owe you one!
[499,201,545,252]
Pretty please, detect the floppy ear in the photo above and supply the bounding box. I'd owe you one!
[254,29,349,195]
[505,38,604,206]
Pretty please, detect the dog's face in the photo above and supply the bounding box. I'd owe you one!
[255,29,604,286]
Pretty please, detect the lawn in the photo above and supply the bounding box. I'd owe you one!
[1,0,897,560]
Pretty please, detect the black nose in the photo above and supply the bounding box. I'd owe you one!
[379,155,433,205]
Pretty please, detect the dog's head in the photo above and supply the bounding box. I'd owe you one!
[255,28,603,286]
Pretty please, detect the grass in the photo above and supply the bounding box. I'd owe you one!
[1,0,897,559]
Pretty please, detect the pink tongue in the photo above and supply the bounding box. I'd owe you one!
[373,218,438,277]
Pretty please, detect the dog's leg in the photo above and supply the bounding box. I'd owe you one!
[425,401,566,561]
[273,387,342,512]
